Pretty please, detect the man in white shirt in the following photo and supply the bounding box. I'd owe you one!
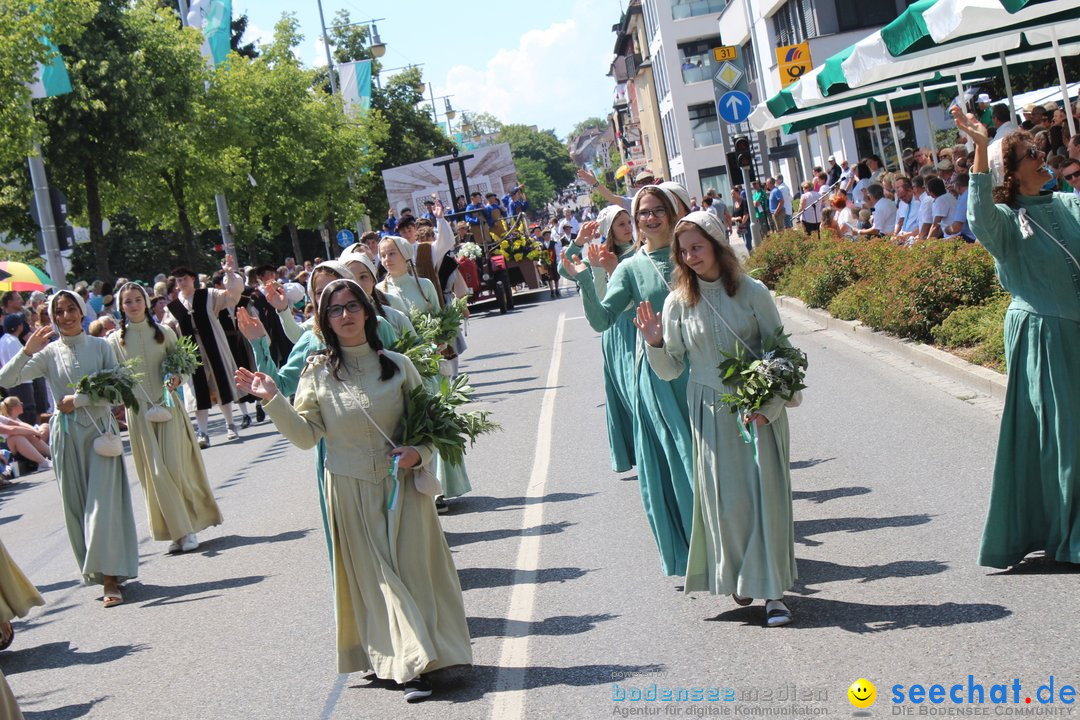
[856,183,896,237]
[944,172,975,242]
[990,103,1017,141]
[893,176,921,238]
[926,176,957,238]
[1061,157,1080,199]
[775,175,794,229]
[0,313,38,423]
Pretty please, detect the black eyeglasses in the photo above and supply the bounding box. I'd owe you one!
[1065,169,1080,182]
[327,301,365,319]
[1013,146,1040,164]
[636,207,668,219]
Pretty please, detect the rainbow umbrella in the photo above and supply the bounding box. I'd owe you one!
[0,261,58,292]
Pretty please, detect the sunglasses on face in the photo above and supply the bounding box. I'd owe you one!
[1013,146,1040,164]
[1065,169,1080,182]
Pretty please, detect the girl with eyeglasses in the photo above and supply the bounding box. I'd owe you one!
[237,280,471,702]
[561,185,696,578]
[953,106,1080,570]
[0,291,139,607]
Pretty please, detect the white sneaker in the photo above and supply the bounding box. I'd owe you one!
[40,459,52,470]
[225,425,239,441]
[180,534,199,552]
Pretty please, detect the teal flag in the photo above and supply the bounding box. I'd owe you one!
[339,59,372,113]
[28,38,72,99]
[187,0,232,67]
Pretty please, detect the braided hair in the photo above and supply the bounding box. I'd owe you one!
[117,282,165,346]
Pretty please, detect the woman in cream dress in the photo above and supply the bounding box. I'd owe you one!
[236,280,471,702]
[110,282,223,554]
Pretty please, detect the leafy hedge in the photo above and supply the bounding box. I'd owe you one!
[747,230,1008,370]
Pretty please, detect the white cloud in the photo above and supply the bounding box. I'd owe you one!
[436,1,616,138]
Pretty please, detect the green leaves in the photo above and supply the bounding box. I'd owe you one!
[400,374,500,467]
[408,297,468,348]
[388,331,440,379]
[716,327,808,416]
[70,358,143,412]
[161,336,202,378]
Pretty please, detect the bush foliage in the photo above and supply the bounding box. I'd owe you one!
[746,229,1007,368]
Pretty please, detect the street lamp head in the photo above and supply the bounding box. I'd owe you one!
[445,98,456,120]
[369,23,386,58]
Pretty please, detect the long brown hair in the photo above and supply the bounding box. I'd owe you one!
[631,186,676,238]
[604,209,638,256]
[671,220,742,304]
[118,284,165,346]
[996,129,1035,207]
[315,280,397,382]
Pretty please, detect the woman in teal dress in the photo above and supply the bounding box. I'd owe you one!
[954,108,1080,568]
[377,236,472,506]
[558,205,638,472]
[0,291,138,606]
[637,211,799,627]
[561,186,695,577]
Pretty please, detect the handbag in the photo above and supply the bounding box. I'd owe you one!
[86,410,124,457]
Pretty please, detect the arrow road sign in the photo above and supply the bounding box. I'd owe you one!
[337,228,356,248]
[717,90,752,124]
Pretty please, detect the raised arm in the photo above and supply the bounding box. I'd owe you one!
[241,365,325,450]
[571,250,634,332]
[640,296,688,381]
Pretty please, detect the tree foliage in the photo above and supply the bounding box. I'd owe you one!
[496,124,575,205]
[0,0,99,167]
[570,117,608,138]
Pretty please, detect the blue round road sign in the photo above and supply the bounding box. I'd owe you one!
[717,90,752,124]
[336,228,355,248]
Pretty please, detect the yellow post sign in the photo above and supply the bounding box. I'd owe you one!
[776,42,812,88]
[712,46,738,62]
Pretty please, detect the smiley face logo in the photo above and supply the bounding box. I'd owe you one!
[848,679,876,708]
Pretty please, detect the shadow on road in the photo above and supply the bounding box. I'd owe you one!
[124,574,266,607]
[790,457,836,470]
[471,384,564,400]
[459,493,596,513]
[467,613,619,638]
[195,529,314,557]
[793,558,948,594]
[791,486,871,504]
[795,514,932,547]
[33,579,80,595]
[468,376,539,388]
[444,521,575,547]
[458,566,590,591]
[347,663,667,703]
[707,597,1010,633]
[462,365,531,375]
[988,554,1080,575]
[2,641,148,675]
[22,698,107,720]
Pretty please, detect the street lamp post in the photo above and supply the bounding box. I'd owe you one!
[427,82,455,129]
[317,7,387,96]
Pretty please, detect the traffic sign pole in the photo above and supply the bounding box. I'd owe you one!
[26,145,68,289]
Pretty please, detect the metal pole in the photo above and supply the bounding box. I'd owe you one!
[1000,52,1016,124]
[740,0,769,237]
[317,0,338,96]
[870,103,886,160]
[919,81,939,165]
[954,69,965,113]
[179,0,237,265]
[885,97,903,172]
[27,146,68,289]
[1049,27,1077,137]
[428,82,439,125]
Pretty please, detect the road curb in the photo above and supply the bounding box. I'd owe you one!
[774,294,1008,401]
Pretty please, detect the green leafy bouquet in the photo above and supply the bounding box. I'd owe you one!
[400,374,499,466]
[161,336,202,378]
[70,360,143,412]
[409,296,468,348]
[388,331,441,379]
[717,327,807,423]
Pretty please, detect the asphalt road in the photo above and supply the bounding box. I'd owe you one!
[1,284,1076,720]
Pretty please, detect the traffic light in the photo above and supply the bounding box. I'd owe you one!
[734,136,755,181]
[726,152,744,186]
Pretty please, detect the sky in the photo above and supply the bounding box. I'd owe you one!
[240,0,626,139]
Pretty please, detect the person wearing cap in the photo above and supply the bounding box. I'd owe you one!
[0,290,139,607]
[509,186,529,218]
[826,156,841,186]
[110,282,223,555]
[419,199,437,223]
[559,206,638,473]
[976,92,993,128]
[163,255,245,447]
[635,210,800,627]
[236,280,472,702]
[562,186,694,577]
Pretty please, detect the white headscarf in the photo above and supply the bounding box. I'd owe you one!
[47,290,88,331]
[675,210,728,246]
[339,249,377,281]
[658,181,691,215]
[596,205,629,244]
[381,235,414,263]
[306,261,355,310]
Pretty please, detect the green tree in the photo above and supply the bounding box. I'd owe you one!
[0,0,98,167]
[497,124,575,205]
[570,117,608,138]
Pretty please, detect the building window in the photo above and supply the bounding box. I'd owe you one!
[643,0,658,43]
[671,0,728,21]
[688,103,722,149]
[773,0,818,47]
[835,0,900,33]
[678,37,724,85]
[662,110,681,163]
[699,166,731,198]
[654,48,670,100]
